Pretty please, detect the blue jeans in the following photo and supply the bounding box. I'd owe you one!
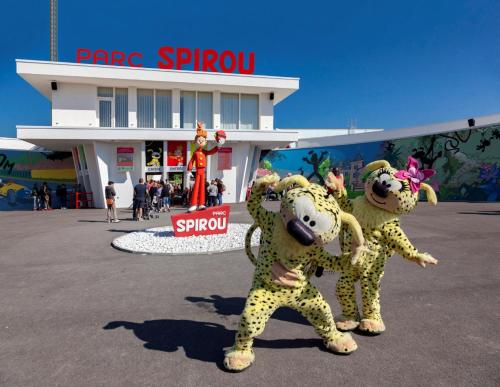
[208,196,217,207]
[217,193,223,205]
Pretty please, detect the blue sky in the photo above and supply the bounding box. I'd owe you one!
[1,0,499,138]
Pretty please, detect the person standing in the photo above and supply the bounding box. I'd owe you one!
[60,184,68,209]
[105,181,119,223]
[32,183,39,211]
[207,180,218,207]
[216,178,225,205]
[134,178,147,221]
[161,180,172,212]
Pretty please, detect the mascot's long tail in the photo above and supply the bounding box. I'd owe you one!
[245,223,259,266]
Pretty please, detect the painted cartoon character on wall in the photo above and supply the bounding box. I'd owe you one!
[187,122,226,212]
[147,148,162,167]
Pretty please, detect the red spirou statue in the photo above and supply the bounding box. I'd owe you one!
[187,122,226,212]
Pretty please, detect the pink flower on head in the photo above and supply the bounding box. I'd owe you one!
[394,156,436,193]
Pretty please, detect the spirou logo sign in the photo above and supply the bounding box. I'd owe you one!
[171,205,230,237]
[76,46,255,74]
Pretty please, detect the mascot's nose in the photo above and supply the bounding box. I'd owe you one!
[372,181,389,198]
[287,219,316,246]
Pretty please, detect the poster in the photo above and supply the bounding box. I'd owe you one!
[166,141,187,172]
[218,147,232,170]
[117,147,134,172]
[145,141,163,173]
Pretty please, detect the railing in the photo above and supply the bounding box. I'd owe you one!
[70,191,94,209]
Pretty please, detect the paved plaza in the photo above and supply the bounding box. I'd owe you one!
[0,202,499,386]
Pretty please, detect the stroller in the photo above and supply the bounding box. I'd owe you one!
[143,192,160,220]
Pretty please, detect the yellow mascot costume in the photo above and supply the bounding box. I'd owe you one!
[223,174,366,372]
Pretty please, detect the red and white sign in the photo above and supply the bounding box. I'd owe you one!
[217,147,232,170]
[171,205,230,237]
[166,141,187,172]
[76,46,255,74]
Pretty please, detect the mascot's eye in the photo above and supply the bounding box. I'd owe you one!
[386,179,402,192]
[294,196,334,234]
[377,173,391,185]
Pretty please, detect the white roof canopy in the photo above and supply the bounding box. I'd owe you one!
[16,60,299,105]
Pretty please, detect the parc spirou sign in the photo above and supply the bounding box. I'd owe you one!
[76,46,255,74]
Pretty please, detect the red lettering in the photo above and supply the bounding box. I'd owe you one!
[176,47,192,70]
[202,49,218,72]
[194,48,200,71]
[127,52,143,67]
[157,46,175,69]
[111,51,126,66]
[76,48,91,63]
[219,50,237,73]
[238,52,255,74]
[93,49,109,65]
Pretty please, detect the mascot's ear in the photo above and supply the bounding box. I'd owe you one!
[339,211,364,246]
[419,182,437,205]
[274,175,309,193]
[364,160,391,173]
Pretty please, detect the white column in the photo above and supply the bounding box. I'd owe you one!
[213,91,221,130]
[128,87,137,128]
[172,89,181,129]
[259,93,274,130]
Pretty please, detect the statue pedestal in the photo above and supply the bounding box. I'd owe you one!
[171,205,230,237]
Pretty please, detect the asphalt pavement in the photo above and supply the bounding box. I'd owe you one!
[0,202,499,386]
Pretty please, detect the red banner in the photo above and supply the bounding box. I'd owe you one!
[166,141,187,172]
[217,147,232,170]
[171,205,230,237]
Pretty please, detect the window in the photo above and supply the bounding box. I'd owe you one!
[155,90,172,128]
[180,91,196,129]
[240,94,258,129]
[137,89,173,128]
[97,87,113,127]
[97,87,128,127]
[137,89,154,128]
[180,91,213,128]
[221,93,259,130]
[115,88,128,127]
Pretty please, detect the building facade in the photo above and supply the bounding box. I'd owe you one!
[14,60,382,209]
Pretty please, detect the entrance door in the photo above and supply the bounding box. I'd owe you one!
[168,172,185,206]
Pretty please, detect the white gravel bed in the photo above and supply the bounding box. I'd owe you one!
[112,223,261,255]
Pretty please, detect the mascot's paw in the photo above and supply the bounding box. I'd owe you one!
[325,333,358,354]
[413,252,438,268]
[255,174,280,189]
[335,315,360,331]
[358,319,386,335]
[325,172,344,192]
[350,242,369,265]
[223,349,255,372]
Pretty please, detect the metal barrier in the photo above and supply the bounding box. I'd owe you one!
[71,192,94,209]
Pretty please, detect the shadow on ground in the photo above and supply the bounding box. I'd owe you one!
[103,319,322,370]
[457,210,500,216]
[185,295,309,326]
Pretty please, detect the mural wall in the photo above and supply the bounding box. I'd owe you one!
[0,149,77,211]
[260,124,500,201]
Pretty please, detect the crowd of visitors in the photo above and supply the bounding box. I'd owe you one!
[30,176,225,221]
[132,177,225,221]
[31,182,72,210]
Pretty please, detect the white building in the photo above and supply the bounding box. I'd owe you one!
[15,59,379,208]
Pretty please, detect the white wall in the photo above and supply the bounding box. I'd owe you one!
[259,93,274,130]
[52,83,97,127]
[207,142,252,203]
[93,142,144,208]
